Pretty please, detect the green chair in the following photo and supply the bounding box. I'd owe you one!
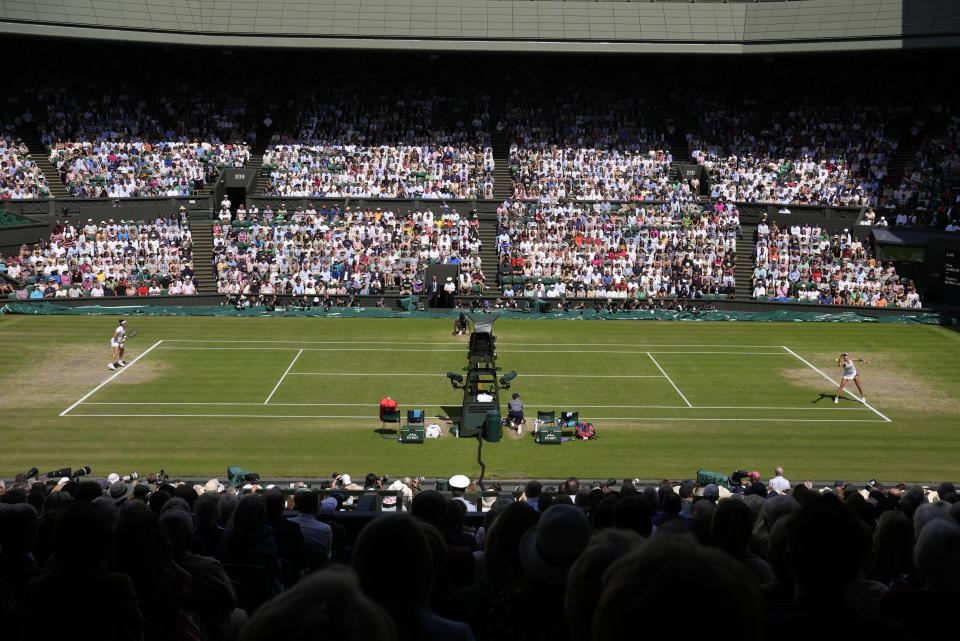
[382,408,401,430]
[536,410,555,428]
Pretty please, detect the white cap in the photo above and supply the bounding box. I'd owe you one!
[449,474,470,490]
[341,474,351,486]
[107,473,120,484]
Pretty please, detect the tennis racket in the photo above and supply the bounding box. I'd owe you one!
[125,328,140,340]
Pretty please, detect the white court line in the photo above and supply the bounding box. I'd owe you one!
[646,353,693,408]
[781,346,892,422]
[264,349,303,405]
[163,339,786,348]
[156,346,789,355]
[77,402,872,411]
[60,340,164,417]
[287,372,666,378]
[63,413,888,423]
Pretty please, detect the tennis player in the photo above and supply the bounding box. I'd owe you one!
[108,320,128,370]
[834,352,868,404]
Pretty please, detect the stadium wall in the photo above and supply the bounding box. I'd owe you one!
[2,0,958,53]
[1,297,947,321]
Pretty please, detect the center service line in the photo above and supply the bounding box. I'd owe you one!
[264,349,303,405]
[646,352,693,407]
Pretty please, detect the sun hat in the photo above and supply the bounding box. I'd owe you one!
[518,504,592,586]
[109,481,134,503]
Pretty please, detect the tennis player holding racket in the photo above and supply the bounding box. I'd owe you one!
[834,352,868,404]
[108,319,137,370]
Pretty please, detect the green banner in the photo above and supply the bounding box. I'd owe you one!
[1,302,952,324]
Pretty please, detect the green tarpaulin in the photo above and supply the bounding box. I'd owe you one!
[1,302,952,324]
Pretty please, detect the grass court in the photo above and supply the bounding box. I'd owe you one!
[2,314,959,482]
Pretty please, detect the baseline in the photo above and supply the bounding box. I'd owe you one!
[60,340,164,417]
[781,346,892,423]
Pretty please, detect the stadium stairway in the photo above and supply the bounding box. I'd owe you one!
[247,153,263,195]
[883,110,951,195]
[17,127,68,199]
[884,134,921,193]
[476,205,501,291]
[491,129,512,201]
[734,223,757,299]
[189,219,218,294]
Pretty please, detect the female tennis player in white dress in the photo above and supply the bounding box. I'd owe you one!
[108,319,127,370]
[835,352,868,404]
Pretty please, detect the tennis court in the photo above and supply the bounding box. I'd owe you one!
[61,339,891,424]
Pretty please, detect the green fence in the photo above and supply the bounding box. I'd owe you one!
[2,301,953,325]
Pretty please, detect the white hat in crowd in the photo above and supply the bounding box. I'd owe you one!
[449,474,470,490]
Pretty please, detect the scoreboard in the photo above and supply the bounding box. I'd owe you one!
[946,247,960,289]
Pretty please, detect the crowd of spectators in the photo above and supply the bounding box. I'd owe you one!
[1,468,957,641]
[1,213,196,299]
[750,217,921,307]
[49,140,249,198]
[496,198,739,300]
[212,201,485,297]
[22,79,250,198]
[262,88,493,199]
[262,143,492,199]
[0,134,49,200]
[688,97,907,207]
[880,108,960,231]
[505,90,673,201]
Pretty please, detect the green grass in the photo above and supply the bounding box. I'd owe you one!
[2,314,959,483]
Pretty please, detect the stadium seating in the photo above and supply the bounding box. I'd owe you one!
[212,203,483,297]
[751,220,921,307]
[0,136,49,199]
[1,216,195,298]
[497,199,739,299]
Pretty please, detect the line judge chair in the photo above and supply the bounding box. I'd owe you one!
[382,408,401,430]
[535,410,555,434]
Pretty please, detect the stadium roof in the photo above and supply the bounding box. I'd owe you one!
[1,0,958,53]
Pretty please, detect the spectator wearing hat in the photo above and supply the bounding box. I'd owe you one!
[443,275,457,307]
[318,497,349,563]
[701,484,721,503]
[448,475,476,512]
[488,504,592,640]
